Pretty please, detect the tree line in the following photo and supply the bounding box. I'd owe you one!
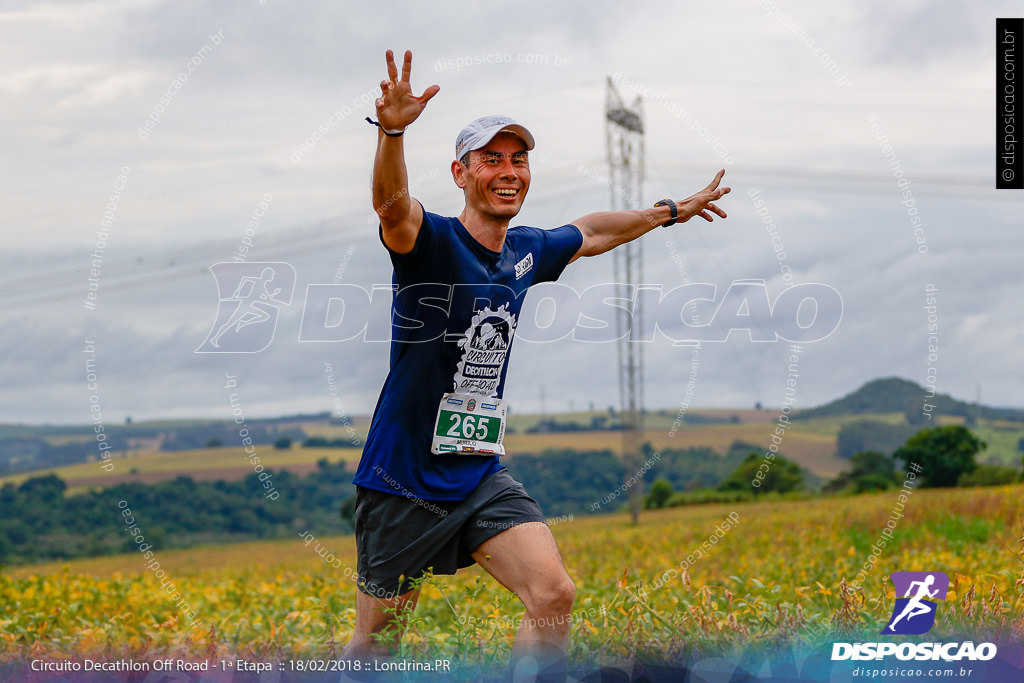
[643,425,1022,509]
[0,445,753,566]
[2,428,1018,566]
[0,459,353,566]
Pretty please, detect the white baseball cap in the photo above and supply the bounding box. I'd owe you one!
[455,115,535,160]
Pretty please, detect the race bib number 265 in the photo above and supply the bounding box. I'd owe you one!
[431,393,507,456]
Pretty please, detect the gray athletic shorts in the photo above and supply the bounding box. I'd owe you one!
[354,468,546,598]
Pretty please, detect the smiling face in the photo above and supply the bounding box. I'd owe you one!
[452,132,531,222]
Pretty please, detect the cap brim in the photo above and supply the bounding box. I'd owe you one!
[496,124,535,150]
[471,124,535,153]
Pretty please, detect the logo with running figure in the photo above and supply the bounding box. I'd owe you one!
[452,304,517,397]
[196,262,296,353]
[882,571,949,635]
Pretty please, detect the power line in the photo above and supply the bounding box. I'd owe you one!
[0,163,601,308]
[2,159,1017,309]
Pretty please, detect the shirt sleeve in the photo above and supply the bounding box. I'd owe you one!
[531,224,583,284]
[378,202,440,278]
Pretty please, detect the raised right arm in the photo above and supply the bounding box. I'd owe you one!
[371,49,439,254]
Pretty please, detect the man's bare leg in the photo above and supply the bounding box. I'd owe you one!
[339,587,421,659]
[471,521,575,681]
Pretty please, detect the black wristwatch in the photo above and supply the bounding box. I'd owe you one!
[653,199,677,227]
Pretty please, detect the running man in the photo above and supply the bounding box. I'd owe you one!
[342,49,730,679]
[887,574,939,631]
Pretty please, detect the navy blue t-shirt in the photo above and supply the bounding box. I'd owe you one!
[352,209,583,501]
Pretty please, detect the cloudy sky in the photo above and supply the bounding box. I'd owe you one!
[2,0,1021,425]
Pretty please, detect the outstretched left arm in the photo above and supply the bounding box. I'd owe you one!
[568,169,730,263]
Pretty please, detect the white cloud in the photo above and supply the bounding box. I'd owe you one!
[1,0,1022,424]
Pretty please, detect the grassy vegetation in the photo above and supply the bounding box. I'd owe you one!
[4,484,1021,671]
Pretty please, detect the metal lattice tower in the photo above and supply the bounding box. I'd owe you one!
[605,77,645,524]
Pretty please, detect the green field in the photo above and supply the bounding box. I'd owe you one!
[972,422,1024,466]
[4,484,1022,672]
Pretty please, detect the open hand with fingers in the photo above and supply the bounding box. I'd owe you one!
[676,169,731,223]
[375,49,440,133]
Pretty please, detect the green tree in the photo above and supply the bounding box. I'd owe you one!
[18,474,66,497]
[852,450,895,473]
[854,472,896,493]
[892,426,986,488]
[0,519,31,546]
[718,453,804,495]
[274,436,292,450]
[825,450,899,493]
[644,478,674,509]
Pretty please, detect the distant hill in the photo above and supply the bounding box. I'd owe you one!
[796,377,1024,422]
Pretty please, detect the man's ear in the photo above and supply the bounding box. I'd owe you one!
[451,160,467,189]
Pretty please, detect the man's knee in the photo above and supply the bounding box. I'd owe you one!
[556,578,576,611]
[525,576,575,616]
